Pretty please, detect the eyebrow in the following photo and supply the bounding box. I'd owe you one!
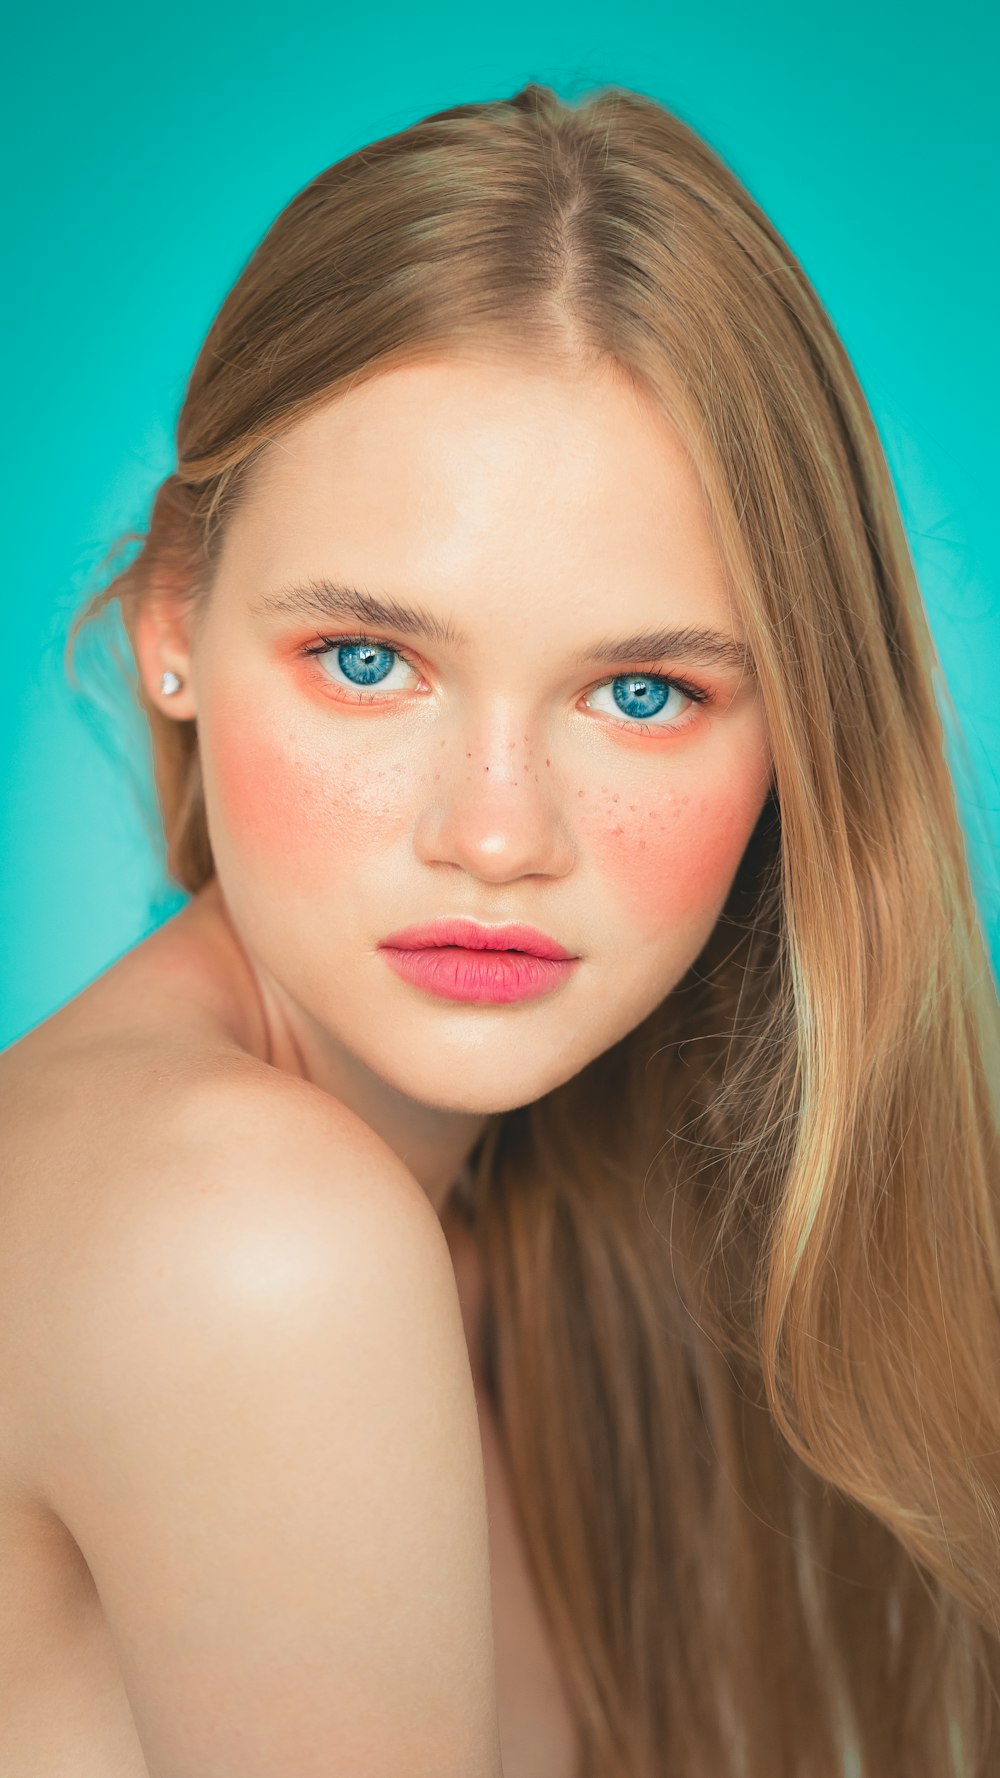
[251,577,755,676]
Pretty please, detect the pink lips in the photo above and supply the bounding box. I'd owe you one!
[379,917,576,960]
[377,917,580,1004]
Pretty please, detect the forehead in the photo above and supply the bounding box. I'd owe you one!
[247,353,704,512]
[222,354,737,634]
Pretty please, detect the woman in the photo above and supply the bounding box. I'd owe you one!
[1,79,997,1778]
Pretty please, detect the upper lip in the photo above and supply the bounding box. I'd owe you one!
[379,917,577,960]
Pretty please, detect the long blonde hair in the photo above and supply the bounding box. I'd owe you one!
[67,82,1000,1776]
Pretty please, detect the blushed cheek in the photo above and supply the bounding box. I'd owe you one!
[203,701,411,888]
[588,775,769,937]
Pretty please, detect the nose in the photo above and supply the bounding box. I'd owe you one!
[413,714,576,883]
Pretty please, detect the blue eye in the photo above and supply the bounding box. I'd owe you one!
[584,672,703,731]
[301,633,711,734]
[304,635,421,700]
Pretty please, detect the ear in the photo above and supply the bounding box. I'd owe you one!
[133,581,199,722]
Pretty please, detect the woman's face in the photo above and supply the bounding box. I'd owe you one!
[150,353,773,1127]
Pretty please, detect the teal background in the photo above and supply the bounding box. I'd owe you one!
[2,0,997,1049]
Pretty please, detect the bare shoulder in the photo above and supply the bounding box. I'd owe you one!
[0,982,434,1225]
[74,1060,462,1396]
[1,1046,459,1473]
[37,1050,470,1480]
[2,1051,500,1776]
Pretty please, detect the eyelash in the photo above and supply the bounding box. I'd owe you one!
[299,630,714,737]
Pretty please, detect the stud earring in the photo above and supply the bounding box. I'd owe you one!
[160,670,183,696]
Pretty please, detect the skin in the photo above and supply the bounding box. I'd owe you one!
[0,350,773,1778]
[135,349,774,1220]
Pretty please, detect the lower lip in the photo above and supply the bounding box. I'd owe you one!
[378,945,580,1004]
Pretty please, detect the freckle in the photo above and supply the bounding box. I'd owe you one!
[545,758,551,767]
[577,789,585,797]
[612,795,619,803]
[628,805,637,812]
